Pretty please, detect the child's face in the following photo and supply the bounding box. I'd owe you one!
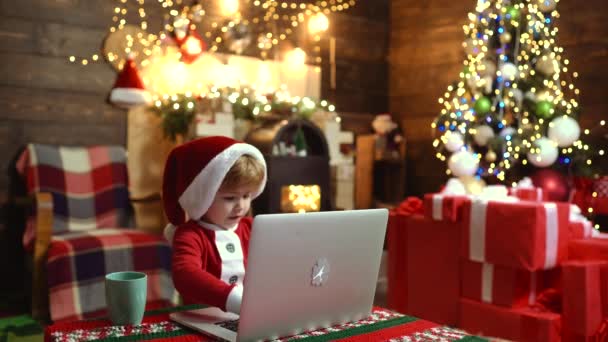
[202,184,257,229]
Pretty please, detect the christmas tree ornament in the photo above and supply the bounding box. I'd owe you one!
[474,125,495,146]
[444,131,465,152]
[527,137,558,167]
[499,126,517,138]
[530,168,571,201]
[500,62,518,81]
[548,115,581,147]
[448,150,479,177]
[461,176,487,195]
[443,177,467,195]
[485,150,497,162]
[482,76,494,94]
[537,0,557,12]
[175,28,207,64]
[433,0,585,181]
[499,31,512,44]
[474,96,492,114]
[524,90,537,102]
[510,88,524,107]
[108,57,151,108]
[536,100,554,119]
[479,59,497,77]
[536,54,559,76]
[506,5,521,21]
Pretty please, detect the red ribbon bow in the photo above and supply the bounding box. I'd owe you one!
[531,288,562,314]
[392,197,423,216]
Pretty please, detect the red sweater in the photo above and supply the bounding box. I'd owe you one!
[171,217,252,312]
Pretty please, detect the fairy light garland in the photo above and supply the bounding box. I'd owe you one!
[68,0,355,70]
[433,0,598,182]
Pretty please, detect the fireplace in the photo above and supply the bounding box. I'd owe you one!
[245,118,332,214]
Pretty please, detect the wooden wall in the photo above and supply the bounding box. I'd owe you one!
[0,1,388,305]
[390,0,608,196]
[0,0,389,201]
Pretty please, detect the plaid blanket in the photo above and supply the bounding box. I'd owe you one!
[16,144,131,248]
[45,306,487,342]
[47,229,175,323]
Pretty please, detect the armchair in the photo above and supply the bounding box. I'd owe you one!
[14,143,175,322]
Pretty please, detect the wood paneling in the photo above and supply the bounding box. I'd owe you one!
[390,0,608,196]
[0,1,389,198]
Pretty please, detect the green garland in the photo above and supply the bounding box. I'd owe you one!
[151,87,336,140]
[152,94,197,141]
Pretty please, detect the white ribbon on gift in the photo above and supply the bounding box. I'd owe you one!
[433,179,516,221]
[469,199,560,269]
[544,203,559,268]
[570,204,594,238]
[480,263,537,305]
[432,178,469,221]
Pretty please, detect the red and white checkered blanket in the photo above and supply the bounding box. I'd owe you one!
[47,228,175,323]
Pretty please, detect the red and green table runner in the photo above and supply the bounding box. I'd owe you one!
[46,305,487,342]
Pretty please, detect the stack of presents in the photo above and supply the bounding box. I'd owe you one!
[387,178,608,341]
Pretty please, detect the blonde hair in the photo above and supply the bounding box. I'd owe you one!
[221,154,265,191]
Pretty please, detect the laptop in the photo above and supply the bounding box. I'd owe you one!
[170,208,388,342]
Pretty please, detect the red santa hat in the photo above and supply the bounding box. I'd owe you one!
[108,57,151,108]
[163,136,267,242]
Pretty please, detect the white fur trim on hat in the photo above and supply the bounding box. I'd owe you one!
[178,143,267,223]
[110,88,151,106]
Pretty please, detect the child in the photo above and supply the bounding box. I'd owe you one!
[162,136,267,314]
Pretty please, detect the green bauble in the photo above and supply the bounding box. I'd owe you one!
[463,65,471,75]
[474,96,492,115]
[506,6,520,21]
[536,100,554,118]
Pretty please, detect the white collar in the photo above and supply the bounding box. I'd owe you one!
[197,220,239,232]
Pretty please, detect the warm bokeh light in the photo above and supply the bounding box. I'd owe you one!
[281,185,321,213]
[220,0,239,16]
[285,47,307,66]
[308,12,329,34]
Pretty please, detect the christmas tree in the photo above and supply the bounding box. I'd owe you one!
[433,0,594,184]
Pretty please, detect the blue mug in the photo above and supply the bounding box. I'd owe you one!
[105,271,147,325]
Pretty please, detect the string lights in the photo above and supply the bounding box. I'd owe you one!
[432,0,599,182]
[68,0,355,71]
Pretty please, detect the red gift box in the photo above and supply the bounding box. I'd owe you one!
[562,260,608,341]
[569,221,595,240]
[423,193,470,222]
[459,298,561,342]
[511,187,547,202]
[387,213,410,313]
[569,237,608,261]
[396,214,461,326]
[461,260,560,308]
[461,199,570,270]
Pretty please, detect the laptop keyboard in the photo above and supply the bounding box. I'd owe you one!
[215,319,240,332]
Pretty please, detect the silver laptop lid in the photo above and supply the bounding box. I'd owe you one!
[237,209,388,341]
